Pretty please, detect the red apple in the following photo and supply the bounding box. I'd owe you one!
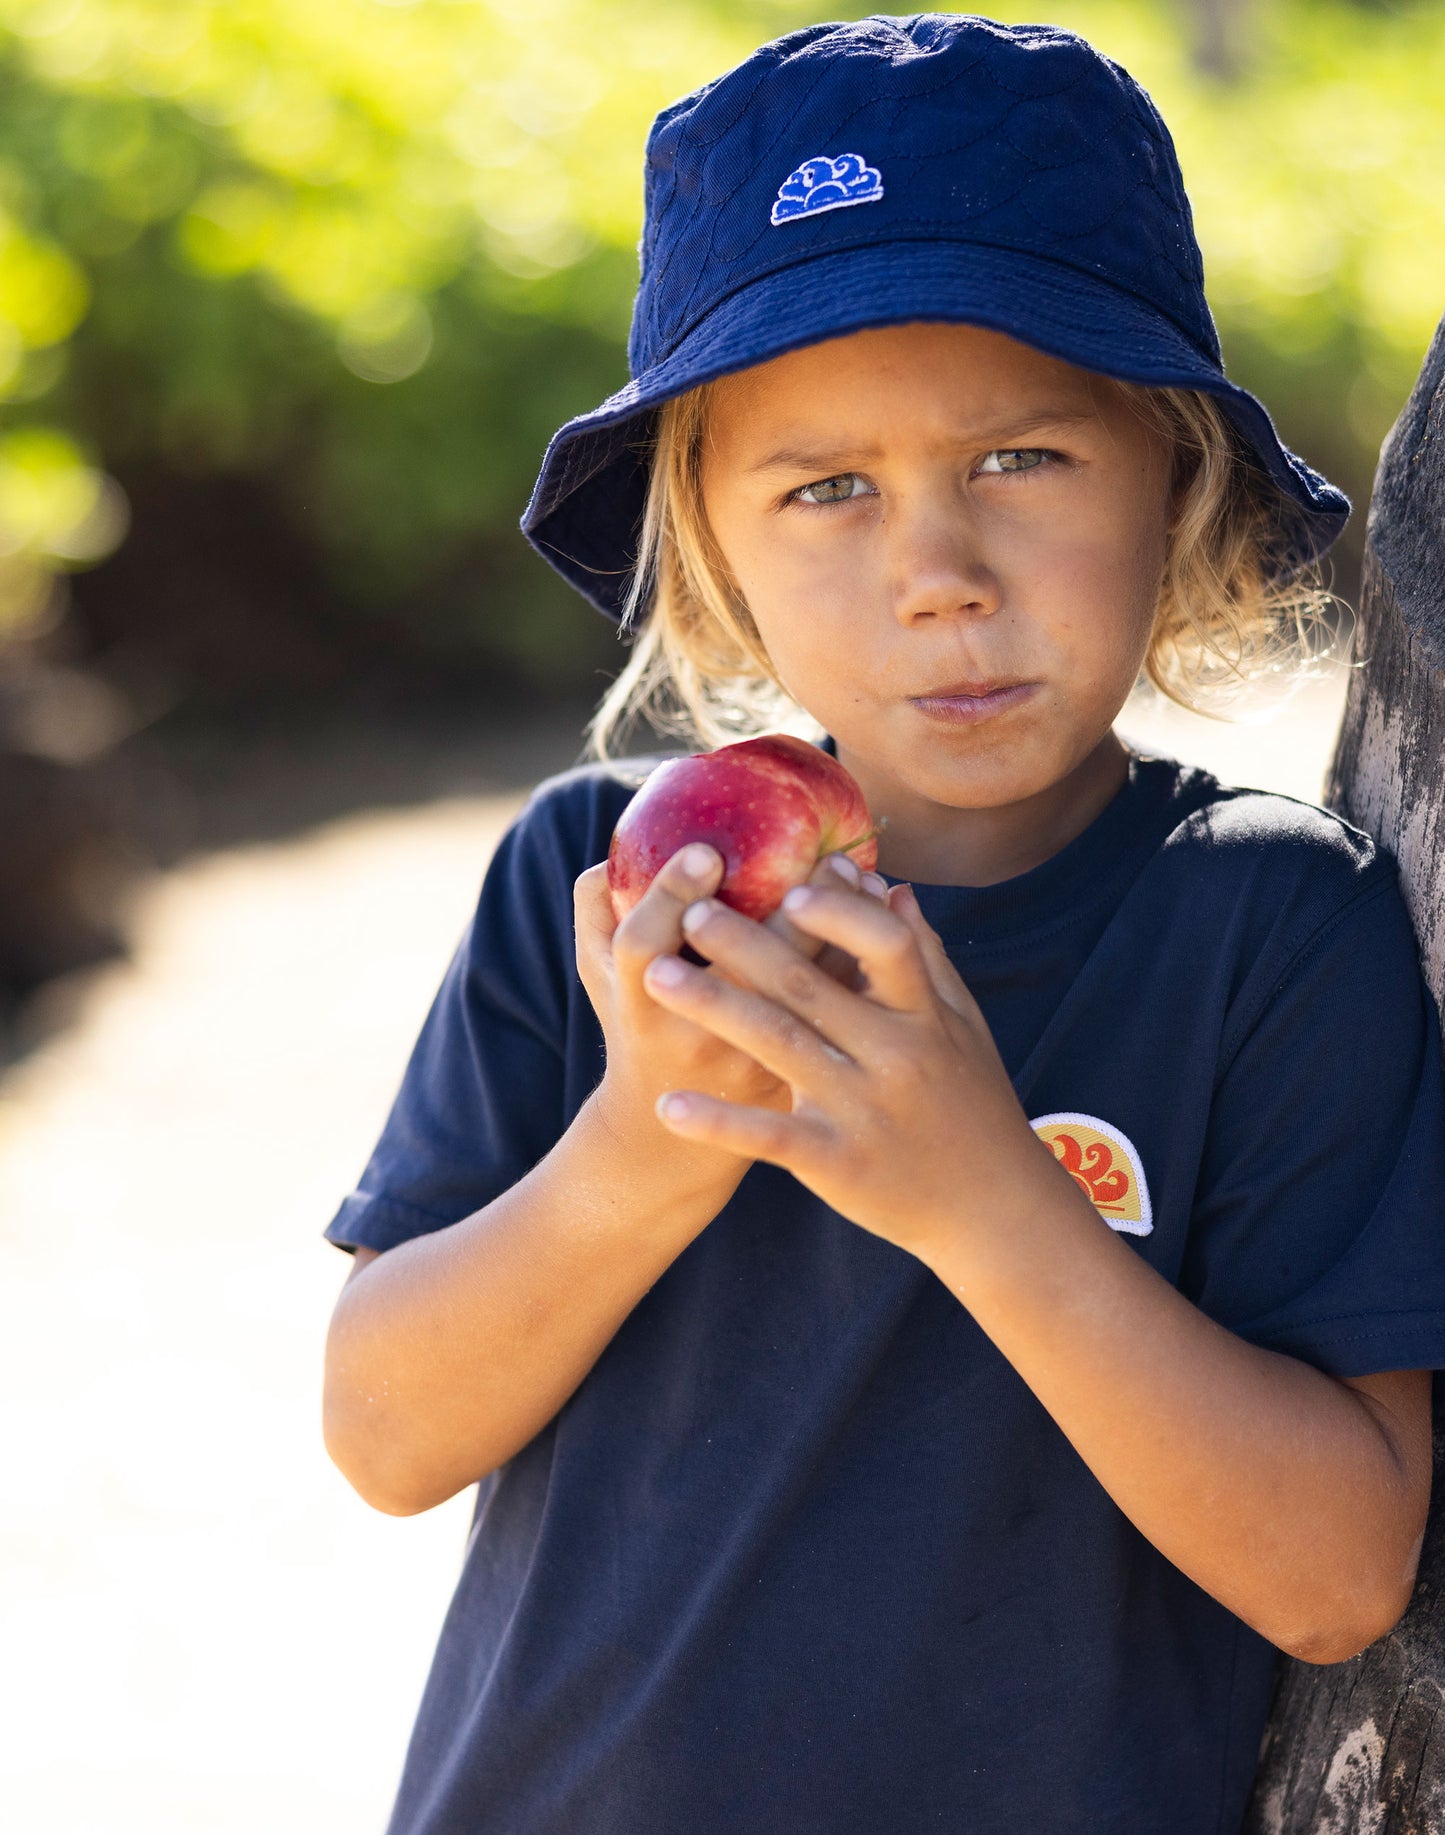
[607,734,878,924]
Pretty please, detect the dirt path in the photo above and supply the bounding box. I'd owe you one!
[0,675,1348,1832]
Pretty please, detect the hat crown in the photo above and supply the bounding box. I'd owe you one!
[630,13,1216,376]
[518,12,1347,621]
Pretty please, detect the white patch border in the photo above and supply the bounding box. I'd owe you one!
[769,153,885,227]
[1031,1111,1154,1237]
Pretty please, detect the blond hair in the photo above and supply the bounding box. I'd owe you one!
[585,374,1335,760]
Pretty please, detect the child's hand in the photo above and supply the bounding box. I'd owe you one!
[640,880,1044,1257]
[573,844,888,1168]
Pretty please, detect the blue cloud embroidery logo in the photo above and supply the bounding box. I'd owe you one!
[770,153,884,227]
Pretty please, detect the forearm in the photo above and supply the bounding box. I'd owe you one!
[323,1093,745,1514]
[920,1162,1428,1662]
[633,870,1431,1660]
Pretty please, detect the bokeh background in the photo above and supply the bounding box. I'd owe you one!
[0,1,1441,1828]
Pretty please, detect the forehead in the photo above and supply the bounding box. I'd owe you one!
[704,322,1121,453]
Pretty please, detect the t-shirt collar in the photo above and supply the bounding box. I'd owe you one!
[817,735,1193,951]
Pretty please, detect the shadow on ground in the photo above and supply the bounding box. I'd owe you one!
[0,677,638,1071]
[133,685,604,857]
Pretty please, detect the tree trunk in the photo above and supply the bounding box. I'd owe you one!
[1243,316,1445,1831]
[1188,0,1247,78]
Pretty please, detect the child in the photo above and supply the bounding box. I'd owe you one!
[323,18,1445,1833]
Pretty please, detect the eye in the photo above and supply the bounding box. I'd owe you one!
[976,448,1052,475]
[790,472,876,506]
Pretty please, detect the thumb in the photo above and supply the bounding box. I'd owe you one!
[573,862,619,992]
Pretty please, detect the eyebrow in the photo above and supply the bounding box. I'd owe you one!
[745,408,1101,474]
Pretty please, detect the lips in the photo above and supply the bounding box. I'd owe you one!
[910,677,1029,700]
[907,679,1038,724]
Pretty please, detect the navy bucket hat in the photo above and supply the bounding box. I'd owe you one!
[521,13,1349,620]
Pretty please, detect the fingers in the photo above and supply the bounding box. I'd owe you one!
[886,884,982,1021]
[771,882,939,1014]
[655,1088,827,1171]
[764,852,886,969]
[655,894,905,1061]
[593,841,891,1019]
[812,860,887,989]
[643,942,857,1087]
[609,844,725,985]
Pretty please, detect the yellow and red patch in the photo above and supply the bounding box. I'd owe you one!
[1031,1112,1153,1236]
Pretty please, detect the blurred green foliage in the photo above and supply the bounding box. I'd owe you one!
[0,0,1439,682]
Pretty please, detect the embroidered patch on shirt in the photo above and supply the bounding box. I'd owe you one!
[1031,1113,1153,1236]
[770,153,884,226]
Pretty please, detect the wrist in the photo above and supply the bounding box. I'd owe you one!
[911,1131,1101,1299]
[584,1078,751,1209]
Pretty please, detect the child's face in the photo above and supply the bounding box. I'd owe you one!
[699,323,1174,867]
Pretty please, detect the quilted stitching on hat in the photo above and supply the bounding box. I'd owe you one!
[636,20,1214,371]
[635,52,804,371]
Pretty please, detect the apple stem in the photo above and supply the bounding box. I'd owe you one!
[838,818,887,856]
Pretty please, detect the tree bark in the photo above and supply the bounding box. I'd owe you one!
[1243,317,1445,1831]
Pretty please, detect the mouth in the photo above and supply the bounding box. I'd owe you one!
[906,679,1039,725]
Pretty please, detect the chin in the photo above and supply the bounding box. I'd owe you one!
[880,750,1058,814]
[916,728,1077,801]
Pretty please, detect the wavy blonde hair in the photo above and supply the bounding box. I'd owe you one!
[585,372,1336,759]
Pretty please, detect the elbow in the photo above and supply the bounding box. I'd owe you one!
[323,1369,491,1516]
[322,1401,399,1514]
[1278,1617,1399,1668]
[1256,1474,1428,1668]
[322,1298,451,1515]
[348,1475,444,1519]
[323,1407,453,1517]
[1268,1571,1419,1668]
[322,1374,454,1518]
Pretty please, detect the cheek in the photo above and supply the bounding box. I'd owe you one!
[714,512,875,676]
[1055,494,1169,671]
[1121,499,1173,658]
[733,522,871,614]
[746,592,852,708]
[1000,550,1159,734]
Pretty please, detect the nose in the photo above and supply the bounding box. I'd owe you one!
[885,491,1003,626]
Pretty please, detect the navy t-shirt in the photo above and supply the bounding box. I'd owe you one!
[327,747,1445,1835]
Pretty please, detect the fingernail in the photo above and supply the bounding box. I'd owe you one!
[681,899,713,933]
[827,853,860,886]
[782,887,813,914]
[647,956,686,986]
[679,844,716,881]
[862,873,887,898]
[657,1093,690,1121]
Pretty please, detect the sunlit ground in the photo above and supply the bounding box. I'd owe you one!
[0,669,1350,1833]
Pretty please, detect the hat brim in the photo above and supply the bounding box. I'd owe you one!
[521,240,1349,621]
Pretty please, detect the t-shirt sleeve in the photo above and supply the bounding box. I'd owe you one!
[1181,869,1445,1377]
[323,776,595,1255]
